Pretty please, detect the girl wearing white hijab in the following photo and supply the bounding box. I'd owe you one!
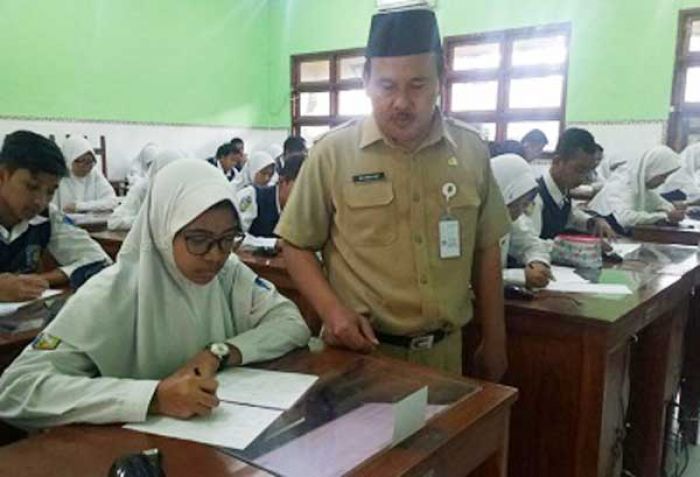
[491,154,552,289]
[588,145,685,232]
[0,160,310,428]
[126,143,160,187]
[659,143,700,204]
[107,148,184,230]
[53,136,117,213]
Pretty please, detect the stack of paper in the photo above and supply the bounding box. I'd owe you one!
[610,243,642,257]
[125,368,318,450]
[503,266,632,295]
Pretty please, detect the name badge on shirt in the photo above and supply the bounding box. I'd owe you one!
[439,215,461,259]
[352,172,385,183]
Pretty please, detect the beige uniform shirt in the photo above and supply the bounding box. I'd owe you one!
[276,112,509,336]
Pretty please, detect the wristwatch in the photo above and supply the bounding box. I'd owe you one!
[206,342,231,371]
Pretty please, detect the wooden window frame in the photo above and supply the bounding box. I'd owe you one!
[668,8,700,151]
[442,23,571,144]
[291,48,366,136]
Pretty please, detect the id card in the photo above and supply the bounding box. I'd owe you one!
[439,216,461,259]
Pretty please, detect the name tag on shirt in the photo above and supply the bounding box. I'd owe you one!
[439,216,461,259]
[352,172,385,183]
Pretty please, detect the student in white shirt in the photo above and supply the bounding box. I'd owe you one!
[0,131,111,301]
[235,151,275,193]
[126,143,159,188]
[588,145,684,233]
[659,143,700,204]
[237,153,306,249]
[491,154,552,288]
[525,128,615,240]
[0,159,310,429]
[52,136,117,213]
[107,149,184,230]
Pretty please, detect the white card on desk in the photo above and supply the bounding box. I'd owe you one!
[392,386,428,445]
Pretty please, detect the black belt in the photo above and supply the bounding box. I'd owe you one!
[376,329,448,350]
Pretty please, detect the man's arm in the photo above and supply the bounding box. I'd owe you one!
[472,243,507,382]
[282,243,377,352]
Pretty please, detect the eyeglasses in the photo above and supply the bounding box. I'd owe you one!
[74,156,96,166]
[183,232,244,256]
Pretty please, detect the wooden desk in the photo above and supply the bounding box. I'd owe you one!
[631,219,700,246]
[501,268,690,477]
[90,229,127,259]
[612,242,700,446]
[0,349,517,477]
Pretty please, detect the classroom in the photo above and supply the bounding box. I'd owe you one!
[1,0,700,476]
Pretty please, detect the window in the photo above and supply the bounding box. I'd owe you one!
[291,49,366,143]
[669,9,700,150]
[444,24,570,148]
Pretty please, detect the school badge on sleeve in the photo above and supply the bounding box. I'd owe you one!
[239,195,253,212]
[32,332,62,351]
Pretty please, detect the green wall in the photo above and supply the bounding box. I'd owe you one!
[1,0,700,128]
[269,0,700,127]
[0,0,273,127]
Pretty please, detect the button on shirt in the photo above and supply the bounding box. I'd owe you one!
[275,112,510,336]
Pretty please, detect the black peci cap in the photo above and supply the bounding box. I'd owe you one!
[366,9,442,58]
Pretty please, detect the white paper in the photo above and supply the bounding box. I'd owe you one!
[611,243,642,257]
[392,386,428,445]
[503,266,588,286]
[216,368,318,410]
[546,282,632,295]
[66,212,108,225]
[255,403,446,477]
[240,235,278,250]
[0,289,62,317]
[125,402,282,450]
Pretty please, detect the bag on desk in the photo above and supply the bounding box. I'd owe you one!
[551,234,602,269]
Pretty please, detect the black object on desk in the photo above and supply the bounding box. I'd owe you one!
[108,448,165,477]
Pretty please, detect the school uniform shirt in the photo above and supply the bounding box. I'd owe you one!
[588,146,681,230]
[53,136,118,212]
[659,143,700,203]
[0,204,110,278]
[275,112,510,337]
[127,143,159,187]
[528,170,594,240]
[490,154,550,267]
[0,160,310,429]
[237,185,281,237]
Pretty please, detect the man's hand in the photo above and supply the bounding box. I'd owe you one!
[524,262,552,289]
[63,203,77,213]
[589,217,617,239]
[0,274,49,302]
[321,303,378,353]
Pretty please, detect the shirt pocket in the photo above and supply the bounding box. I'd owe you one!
[446,189,481,250]
[341,181,397,246]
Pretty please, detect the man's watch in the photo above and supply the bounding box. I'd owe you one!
[206,342,231,371]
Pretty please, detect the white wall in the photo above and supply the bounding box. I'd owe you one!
[568,120,667,162]
[0,116,288,181]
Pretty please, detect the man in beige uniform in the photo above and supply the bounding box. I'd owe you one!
[276,9,510,378]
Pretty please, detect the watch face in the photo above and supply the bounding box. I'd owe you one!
[210,343,229,358]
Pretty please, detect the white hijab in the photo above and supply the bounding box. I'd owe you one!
[491,154,538,205]
[54,136,115,210]
[128,143,160,186]
[49,159,245,379]
[245,151,275,185]
[590,145,682,215]
[659,143,700,200]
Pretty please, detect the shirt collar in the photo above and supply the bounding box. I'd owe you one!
[0,216,43,244]
[359,109,457,153]
[543,170,568,207]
